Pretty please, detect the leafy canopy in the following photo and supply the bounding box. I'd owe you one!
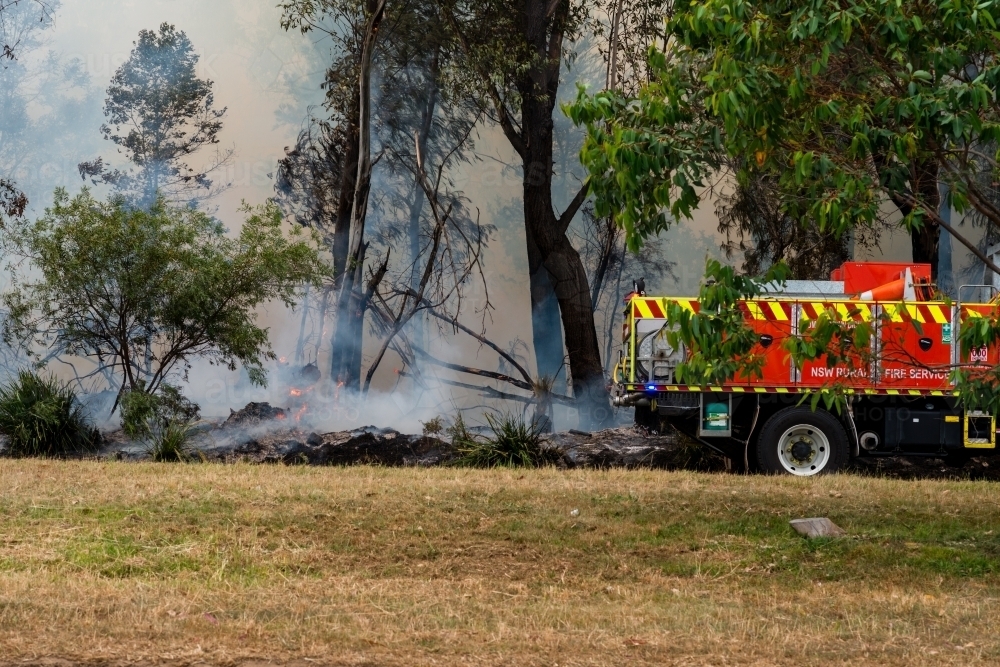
[568,0,1000,253]
[2,189,326,396]
[79,23,229,204]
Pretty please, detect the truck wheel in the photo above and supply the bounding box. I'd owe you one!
[756,407,849,476]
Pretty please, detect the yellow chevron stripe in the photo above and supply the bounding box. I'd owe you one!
[929,305,949,324]
[884,304,904,322]
[747,302,765,320]
[854,303,873,321]
[768,302,789,321]
[777,388,789,393]
[732,387,746,392]
[966,310,984,319]
[754,387,767,393]
[906,304,925,323]
[677,300,697,313]
[908,390,921,395]
[887,389,900,395]
[634,300,654,318]
[835,303,851,321]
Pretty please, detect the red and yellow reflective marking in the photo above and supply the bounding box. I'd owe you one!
[742,300,791,321]
[634,385,959,396]
[800,301,874,322]
[882,302,951,324]
[631,298,664,319]
[631,297,700,319]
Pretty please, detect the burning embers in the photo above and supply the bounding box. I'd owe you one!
[282,362,322,423]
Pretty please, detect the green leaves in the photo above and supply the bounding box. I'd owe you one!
[2,190,327,395]
[567,0,1000,253]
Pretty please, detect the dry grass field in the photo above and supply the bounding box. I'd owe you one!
[2,461,1000,666]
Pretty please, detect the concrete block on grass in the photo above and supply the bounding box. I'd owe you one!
[790,517,845,538]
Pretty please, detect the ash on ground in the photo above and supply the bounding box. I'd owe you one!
[32,401,1000,478]
[80,402,720,471]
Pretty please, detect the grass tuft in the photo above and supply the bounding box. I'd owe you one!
[147,420,193,462]
[0,370,96,457]
[455,412,557,468]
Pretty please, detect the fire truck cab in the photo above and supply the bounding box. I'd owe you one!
[611,261,1000,475]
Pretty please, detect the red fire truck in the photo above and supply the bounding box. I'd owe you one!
[611,261,999,475]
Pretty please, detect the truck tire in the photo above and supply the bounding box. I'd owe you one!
[756,407,849,476]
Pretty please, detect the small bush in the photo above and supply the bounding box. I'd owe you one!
[120,389,159,439]
[121,384,200,462]
[0,370,97,457]
[447,413,474,444]
[421,416,445,436]
[455,412,556,468]
[121,384,200,439]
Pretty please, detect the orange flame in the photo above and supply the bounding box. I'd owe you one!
[290,388,303,397]
[294,404,308,422]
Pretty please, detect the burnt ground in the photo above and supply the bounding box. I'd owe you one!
[4,401,1000,479]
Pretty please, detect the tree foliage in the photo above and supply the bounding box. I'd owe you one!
[2,190,326,397]
[0,0,58,224]
[715,161,881,279]
[78,23,230,205]
[569,0,1000,275]
[0,0,50,61]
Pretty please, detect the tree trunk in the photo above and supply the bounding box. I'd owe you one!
[511,0,607,427]
[911,160,941,278]
[406,67,438,354]
[330,0,387,389]
[527,228,567,388]
[294,283,311,365]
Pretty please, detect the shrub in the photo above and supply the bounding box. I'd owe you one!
[120,389,159,439]
[421,416,445,437]
[455,412,556,468]
[0,370,97,457]
[120,384,200,462]
[447,413,474,444]
[121,384,200,439]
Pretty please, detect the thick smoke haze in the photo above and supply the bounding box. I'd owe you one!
[0,0,742,432]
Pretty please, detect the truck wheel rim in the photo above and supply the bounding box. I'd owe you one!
[777,425,831,475]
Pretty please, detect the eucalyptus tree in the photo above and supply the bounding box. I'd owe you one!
[279,0,482,391]
[434,0,616,422]
[0,0,49,61]
[78,23,231,206]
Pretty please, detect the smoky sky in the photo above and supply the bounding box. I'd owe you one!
[0,0,744,428]
[8,0,327,226]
